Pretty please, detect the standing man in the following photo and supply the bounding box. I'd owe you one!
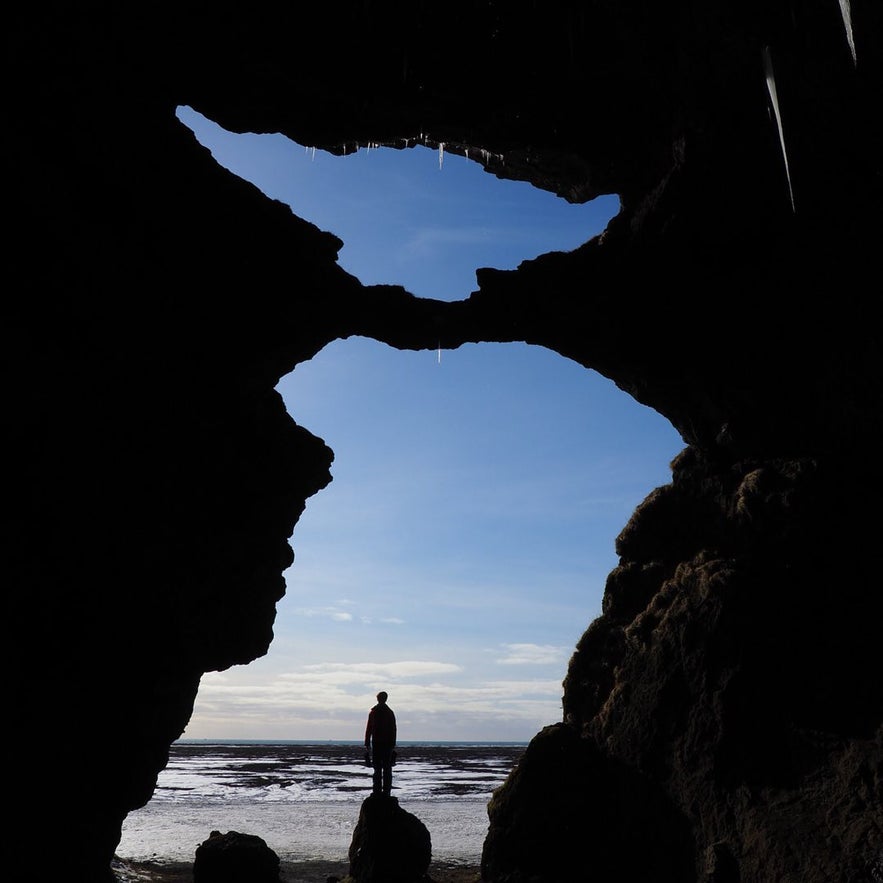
[364,691,397,796]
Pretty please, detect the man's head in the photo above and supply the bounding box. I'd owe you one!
[377,691,388,704]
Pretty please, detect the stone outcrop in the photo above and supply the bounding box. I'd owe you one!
[193,830,282,883]
[7,2,882,882]
[483,450,883,881]
[348,795,432,883]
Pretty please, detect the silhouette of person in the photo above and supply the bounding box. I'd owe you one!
[364,690,397,796]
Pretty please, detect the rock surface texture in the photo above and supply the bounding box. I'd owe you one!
[7,2,882,882]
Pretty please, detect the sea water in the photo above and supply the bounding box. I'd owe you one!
[117,741,526,866]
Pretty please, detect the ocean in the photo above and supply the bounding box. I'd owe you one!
[117,741,526,867]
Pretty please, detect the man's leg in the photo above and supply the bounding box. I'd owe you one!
[372,761,382,794]
[381,755,392,796]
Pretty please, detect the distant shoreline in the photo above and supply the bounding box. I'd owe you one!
[173,739,529,746]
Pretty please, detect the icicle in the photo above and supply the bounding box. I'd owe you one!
[439,142,445,169]
[311,146,316,161]
[437,341,442,365]
[763,46,796,213]
[838,0,857,65]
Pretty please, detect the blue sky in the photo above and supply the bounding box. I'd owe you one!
[177,107,684,742]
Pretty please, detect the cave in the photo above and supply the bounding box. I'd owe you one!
[7,3,882,882]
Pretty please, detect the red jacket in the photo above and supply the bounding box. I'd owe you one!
[365,702,397,750]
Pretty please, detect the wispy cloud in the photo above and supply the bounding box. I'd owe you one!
[405,225,495,254]
[496,643,569,665]
[290,604,354,621]
[184,661,565,741]
[300,660,462,678]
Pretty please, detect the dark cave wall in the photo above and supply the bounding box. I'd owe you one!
[483,451,882,882]
[6,2,882,881]
[8,52,352,877]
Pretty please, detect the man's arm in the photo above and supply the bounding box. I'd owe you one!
[364,710,373,765]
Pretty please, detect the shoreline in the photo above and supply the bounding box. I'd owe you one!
[114,856,481,882]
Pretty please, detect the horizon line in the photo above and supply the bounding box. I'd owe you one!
[175,737,530,745]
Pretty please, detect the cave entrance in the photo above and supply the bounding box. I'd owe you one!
[175,106,683,742]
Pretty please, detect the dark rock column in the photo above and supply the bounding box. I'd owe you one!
[348,795,432,883]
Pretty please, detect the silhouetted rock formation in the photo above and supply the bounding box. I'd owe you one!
[349,796,432,883]
[7,2,882,882]
[481,723,695,881]
[193,830,281,883]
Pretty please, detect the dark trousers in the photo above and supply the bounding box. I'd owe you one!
[371,746,393,796]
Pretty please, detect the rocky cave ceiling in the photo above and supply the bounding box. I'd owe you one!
[7,2,882,882]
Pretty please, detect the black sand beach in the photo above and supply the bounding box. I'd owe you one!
[113,856,481,882]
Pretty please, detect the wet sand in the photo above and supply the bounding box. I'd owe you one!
[114,856,480,882]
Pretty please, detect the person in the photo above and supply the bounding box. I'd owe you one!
[364,690,397,796]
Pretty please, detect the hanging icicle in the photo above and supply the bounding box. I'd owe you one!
[763,46,796,213]
[838,0,857,65]
[439,142,445,170]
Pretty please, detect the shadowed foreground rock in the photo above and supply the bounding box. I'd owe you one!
[193,830,281,883]
[481,724,696,882]
[348,795,432,883]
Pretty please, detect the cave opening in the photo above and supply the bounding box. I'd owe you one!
[174,106,683,743]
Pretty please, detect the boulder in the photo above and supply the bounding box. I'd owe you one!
[193,830,281,883]
[348,795,431,883]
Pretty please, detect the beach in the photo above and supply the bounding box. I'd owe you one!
[113,741,521,882]
[114,857,480,882]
